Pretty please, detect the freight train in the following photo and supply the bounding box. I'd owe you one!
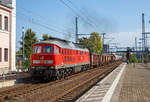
[30,37,121,80]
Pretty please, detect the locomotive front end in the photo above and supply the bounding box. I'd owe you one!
[31,44,54,67]
[30,43,56,80]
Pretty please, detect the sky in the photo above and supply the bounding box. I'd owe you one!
[16,0,150,50]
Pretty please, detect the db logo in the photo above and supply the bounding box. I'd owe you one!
[40,56,44,60]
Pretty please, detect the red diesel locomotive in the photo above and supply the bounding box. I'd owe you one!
[30,38,90,80]
[30,37,120,80]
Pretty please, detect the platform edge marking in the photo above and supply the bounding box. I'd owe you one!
[101,63,126,102]
[76,63,123,102]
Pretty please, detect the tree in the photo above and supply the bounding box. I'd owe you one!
[148,53,150,62]
[129,54,138,63]
[20,29,38,68]
[79,32,103,54]
[89,32,103,54]
[41,34,51,41]
[79,37,92,51]
[16,50,22,58]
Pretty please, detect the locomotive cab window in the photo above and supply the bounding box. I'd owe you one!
[44,46,53,53]
[62,49,64,54]
[34,46,42,54]
[55,48,60,54]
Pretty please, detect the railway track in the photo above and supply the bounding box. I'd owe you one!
[0,62,121,102]
[0,73,16,82]
[0,72,31,83]
[53,62,121,102]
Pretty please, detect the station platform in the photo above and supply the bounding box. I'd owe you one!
[76,63,150,102]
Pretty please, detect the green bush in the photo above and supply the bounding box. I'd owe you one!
[129,54,138,63]
[137,59,142,63]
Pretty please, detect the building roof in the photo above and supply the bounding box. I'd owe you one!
[35,37,89,52]
[0,0,12,9]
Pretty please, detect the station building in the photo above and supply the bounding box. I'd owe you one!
[0,0,16,74]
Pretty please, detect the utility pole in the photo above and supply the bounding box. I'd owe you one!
[138,42,142,61]
[135,37,137,52]
[102,33,106,53]
[142,13,146,51]
[22,27,25,65]
[142,13,145,62]
[75,17,78,43]
[135,37,137,58]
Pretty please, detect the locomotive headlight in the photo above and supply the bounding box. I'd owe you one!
[44,60,53,64]
[33,60,40,64]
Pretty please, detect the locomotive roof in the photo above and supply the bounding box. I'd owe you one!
[35,37,89,52]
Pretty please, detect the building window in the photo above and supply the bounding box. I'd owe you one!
[0,15,2,30]
[0,48,2,62]
[4,16,8,31]
[4,48,8,62]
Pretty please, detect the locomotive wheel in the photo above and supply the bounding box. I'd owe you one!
[61,69,65,79]
[64,69,69,77]
[43,76,48,81]
[68,68,72,76]
[42,74,49,81]
[56,71,61,80]
[82,66,86,71]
